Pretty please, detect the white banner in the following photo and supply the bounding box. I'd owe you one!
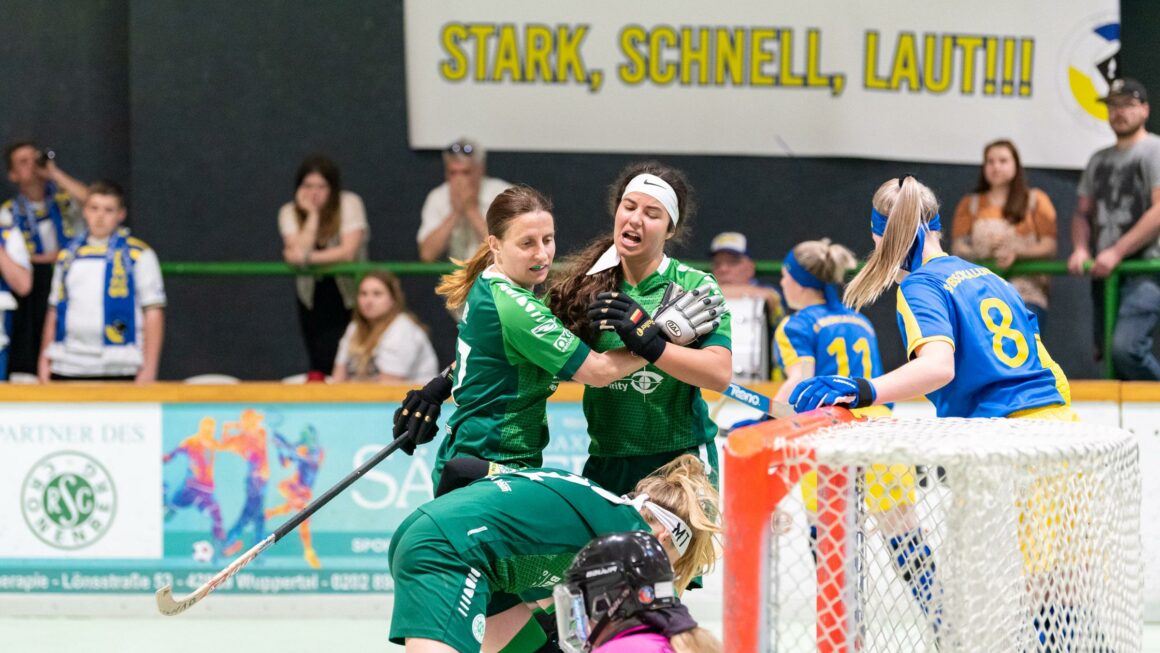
[0,404,163,559]
[405,1,1121,168]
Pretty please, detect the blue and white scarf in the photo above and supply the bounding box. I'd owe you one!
[11,181,75,255]
[55,227,136,346]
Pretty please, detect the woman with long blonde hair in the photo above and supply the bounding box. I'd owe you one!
[387,454,720,653]
[331,271,437,383]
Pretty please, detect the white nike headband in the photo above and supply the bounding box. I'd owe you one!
[622,174,680,226]
[627,493,692,557]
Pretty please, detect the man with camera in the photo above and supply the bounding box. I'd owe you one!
[1,141,89,377]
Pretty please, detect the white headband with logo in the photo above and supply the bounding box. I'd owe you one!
[586,174,679,275]
[626,493,692,557]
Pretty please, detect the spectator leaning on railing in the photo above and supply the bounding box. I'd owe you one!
[951,139,1057,329]
[278,154,368,381]
[39,181,166,383]
[1067,78,1160,380]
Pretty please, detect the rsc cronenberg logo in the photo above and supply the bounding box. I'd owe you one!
[21,451,116,550]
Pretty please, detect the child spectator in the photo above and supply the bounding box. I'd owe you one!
[331,271,438,383]
[38,181,166,382]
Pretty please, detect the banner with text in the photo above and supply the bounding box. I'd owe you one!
[0,402,593,595]
[405,1,1120,168]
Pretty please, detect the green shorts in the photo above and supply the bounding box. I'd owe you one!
[388,511,495,653]
[582,442,719,496]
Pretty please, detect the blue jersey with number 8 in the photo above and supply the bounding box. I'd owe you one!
[895,254,1069,417]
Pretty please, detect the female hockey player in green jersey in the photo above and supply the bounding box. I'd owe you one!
[548,162,732,495]
[387,454,720,653]
[401,184,722,492]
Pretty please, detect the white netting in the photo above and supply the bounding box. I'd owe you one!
[756,417,1142,653]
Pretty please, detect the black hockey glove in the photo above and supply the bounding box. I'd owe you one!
[586,291,667,363]
[393,365,454,455]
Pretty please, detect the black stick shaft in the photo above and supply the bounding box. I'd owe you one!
[272,433,408,543]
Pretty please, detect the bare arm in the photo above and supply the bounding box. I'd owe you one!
[463,204,487,240]
[1111,188,1160,259]
[774,360,815,403]
[419,212,460,262]
[571,348,647,387]
[0,249,31,296]
[652,344,732,392]
[46,163,88,204]
[869,341,955,405]
[1067,196,1093,274]
[38,307,56,383]
[304,228,365,265]
[135,307,164,384]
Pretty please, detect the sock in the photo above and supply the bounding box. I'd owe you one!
[888,529,942,634]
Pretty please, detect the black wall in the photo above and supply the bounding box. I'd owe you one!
[2,1,1155,380]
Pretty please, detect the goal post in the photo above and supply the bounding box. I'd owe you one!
[723,412,1143,653]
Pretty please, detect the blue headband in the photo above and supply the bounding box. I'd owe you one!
[785,250,843,307]
[869,207,942,272]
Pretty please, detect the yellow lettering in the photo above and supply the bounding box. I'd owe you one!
[619,26,647,85]
[956,36,984,94]
[922,34,953,94]
[779,30,804,87]
[526,24,553,82]
[805,29,828,88]
[493,25,522,82]
[467,24,496,81]
[650,26,677,85]
[889,32,920,91]
[1001,38,1016,95]
[715,28,745,85]
[680,27,710,85]
[439,23,469,81]
[863,31,889,90]
[557,25,588,82]
[750,28,777,86]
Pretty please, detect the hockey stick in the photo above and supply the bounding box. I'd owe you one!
[156,432,410,616]
[722,382,796,419]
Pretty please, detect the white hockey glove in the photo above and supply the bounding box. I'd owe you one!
[654,283,728,346]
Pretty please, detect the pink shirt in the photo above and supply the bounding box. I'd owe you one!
[594,626,674,653]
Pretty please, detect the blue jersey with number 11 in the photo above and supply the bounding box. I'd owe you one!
[774,303,884,379]
[895,255,1069,418]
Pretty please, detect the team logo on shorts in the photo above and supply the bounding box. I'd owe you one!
[21,451,117,550]
[1056,12,1120,130]
[472,614,486,643]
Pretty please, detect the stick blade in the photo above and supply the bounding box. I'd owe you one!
[155,535,274,616]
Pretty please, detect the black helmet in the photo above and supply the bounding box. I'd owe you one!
[554,531,677,653]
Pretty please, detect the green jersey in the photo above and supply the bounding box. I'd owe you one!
[437,268,590,480]
[414,468,649,595]
[584,256,732,456]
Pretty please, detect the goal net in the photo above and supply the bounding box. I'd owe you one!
[722,408,1142,653]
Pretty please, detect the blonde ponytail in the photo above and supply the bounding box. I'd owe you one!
[844,177,940,311]
[792,238,857,285]
[670,627,723,653]
[435,243,492,311]
[633,454,721,592]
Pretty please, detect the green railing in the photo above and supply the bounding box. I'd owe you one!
[159,259,1160,379]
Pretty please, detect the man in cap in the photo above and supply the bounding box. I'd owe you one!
[1068,78,1160,379]
[709,231,784,383]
